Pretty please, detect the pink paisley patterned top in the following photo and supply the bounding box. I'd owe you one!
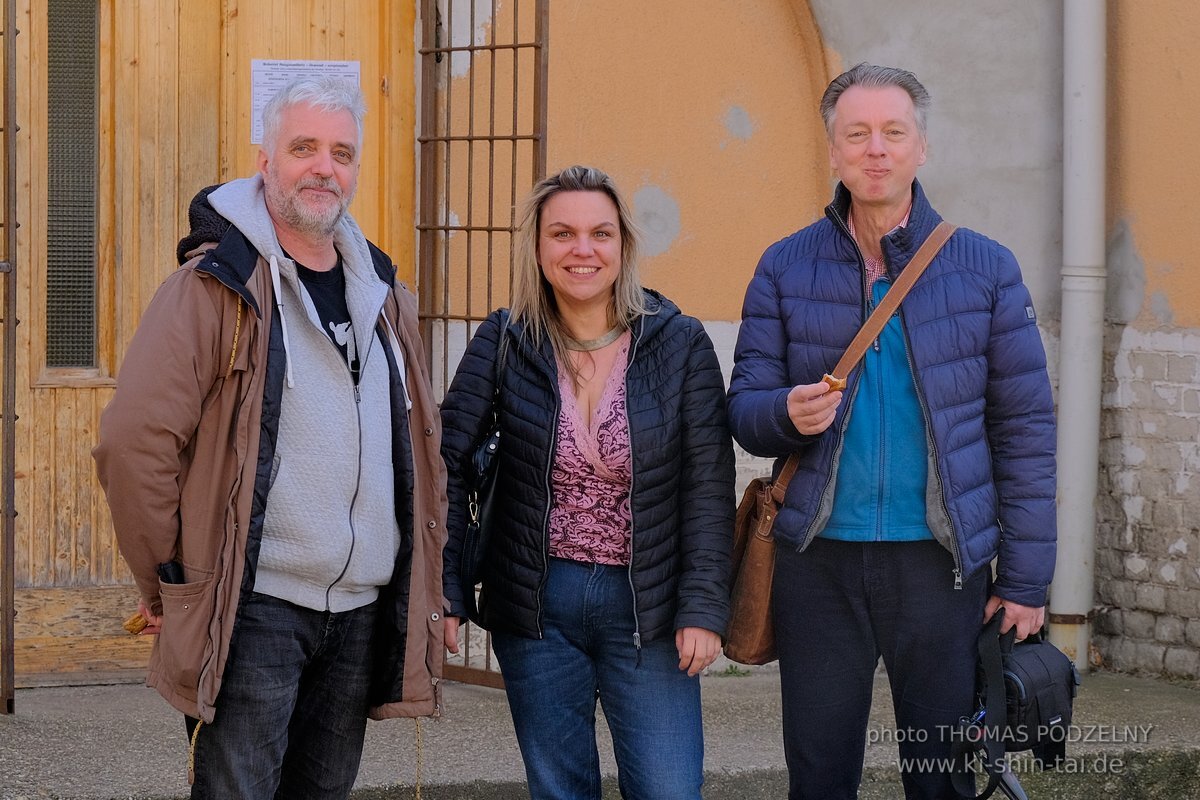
[548,332,634,566]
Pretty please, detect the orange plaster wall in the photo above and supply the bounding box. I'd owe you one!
[545,1,831,322]
[1109,1,1200,328]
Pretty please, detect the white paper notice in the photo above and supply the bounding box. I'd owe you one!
[250,60,361,144]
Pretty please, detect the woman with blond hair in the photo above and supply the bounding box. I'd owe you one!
[440,165,734,799]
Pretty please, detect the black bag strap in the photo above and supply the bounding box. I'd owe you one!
[491,309,511,420]
[951,610,1022,800]
[461,310,511,623]
[979,613,1011,781]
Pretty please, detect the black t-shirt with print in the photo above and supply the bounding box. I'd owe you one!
[294,253,360,382]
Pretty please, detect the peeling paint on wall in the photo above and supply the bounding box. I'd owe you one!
[1149,292,1175,326]
[1096,325,1200,677]
[447,0,494,78]
[1106,218,1146,325]
[723,105,756,143]
[633,184,681,258]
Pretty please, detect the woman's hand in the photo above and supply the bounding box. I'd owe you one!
[676,627,721,677]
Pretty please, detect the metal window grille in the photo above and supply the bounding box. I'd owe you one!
[418,0,547,688]
[45,0,97,368]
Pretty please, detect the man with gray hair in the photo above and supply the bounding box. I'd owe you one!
[728,63,1057,798]
[94,76,448,799]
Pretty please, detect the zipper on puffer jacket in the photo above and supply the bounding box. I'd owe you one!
[899,309,964,589]
[534,327,560,640]
[799,211,867,551]
[624,314,645,654]
[874,302,887,541]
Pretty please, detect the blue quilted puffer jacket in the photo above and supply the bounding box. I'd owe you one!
[441,290,736,644]
[728,181,1057,607]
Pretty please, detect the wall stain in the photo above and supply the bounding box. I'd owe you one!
[633,185,681,258]
[723,105,755,142]
[1150,291,1175,326]
[1106,217,1147,325]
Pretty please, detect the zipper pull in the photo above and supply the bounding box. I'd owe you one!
[953,569,963,590]
[354,384,361,404]
[632,632,641,650]
[874,337,881,352]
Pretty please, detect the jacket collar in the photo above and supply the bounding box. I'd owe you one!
[506,287,681,376]
[634,288,676,343]
[185,187,398,321]
[825,179,944,278]
[193,225,264,317]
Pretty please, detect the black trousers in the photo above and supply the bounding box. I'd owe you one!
[773,538,989,800]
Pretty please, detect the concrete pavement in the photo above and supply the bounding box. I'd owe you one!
[2,662,1199,799]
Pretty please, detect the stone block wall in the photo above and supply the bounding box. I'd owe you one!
[1094,327,1200,679]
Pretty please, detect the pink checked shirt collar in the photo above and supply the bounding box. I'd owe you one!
[849,205,912,287]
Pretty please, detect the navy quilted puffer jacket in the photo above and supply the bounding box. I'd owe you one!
[728,181,1056,606]
[441,290,735,643]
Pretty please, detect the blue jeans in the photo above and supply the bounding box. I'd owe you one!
[773,539,988,800]
[491,558,704,800]
[190,591,378,800]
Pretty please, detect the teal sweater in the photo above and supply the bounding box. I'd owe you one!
[821,278,933,542]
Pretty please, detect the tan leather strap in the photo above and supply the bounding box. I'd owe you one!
[769,454,800,502]
[822,221,957,390]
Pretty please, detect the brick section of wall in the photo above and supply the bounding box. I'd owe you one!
[1095,328,1200,679]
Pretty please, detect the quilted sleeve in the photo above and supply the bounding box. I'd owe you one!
[727,244,820,457]
[984,246,1058,606]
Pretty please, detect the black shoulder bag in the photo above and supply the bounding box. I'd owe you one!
[460,310,510,623]
[952,609,1081,799]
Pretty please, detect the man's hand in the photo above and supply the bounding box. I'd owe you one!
[136,597,163,635]
[444,615,461,654]
[983,596,1045,641]
[676,627,721,677]
[787,382,843,436]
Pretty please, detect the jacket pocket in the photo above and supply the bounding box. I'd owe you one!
[157,567,216,692]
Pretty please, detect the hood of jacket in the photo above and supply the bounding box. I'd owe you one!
[188,177,395,393]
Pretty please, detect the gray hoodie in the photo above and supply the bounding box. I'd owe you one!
[208,176,405,612]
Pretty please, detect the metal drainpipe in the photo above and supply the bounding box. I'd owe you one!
[1049,0,1107,672]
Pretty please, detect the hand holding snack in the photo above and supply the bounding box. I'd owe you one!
[124,597,162,635]
[786,381,843,436]
[821,373,847,391]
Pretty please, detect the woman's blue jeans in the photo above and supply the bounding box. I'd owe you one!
[491,558,704,800]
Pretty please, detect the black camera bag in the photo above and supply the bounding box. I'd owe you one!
[952,610,1081,799]
[999,627,1080,762]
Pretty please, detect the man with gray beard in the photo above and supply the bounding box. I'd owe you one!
[94,76,448,799]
